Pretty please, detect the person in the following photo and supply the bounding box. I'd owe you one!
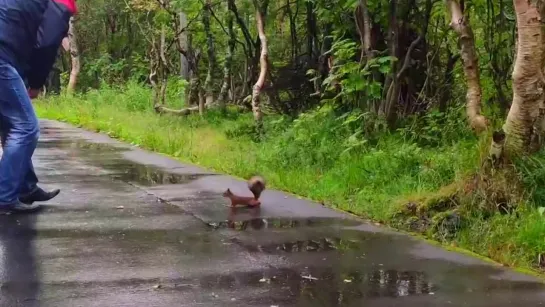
[0,0,77,213]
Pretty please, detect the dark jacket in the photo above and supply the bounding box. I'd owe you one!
[0,0,49,74]
[0,0,76,89]
[26,0,75,90]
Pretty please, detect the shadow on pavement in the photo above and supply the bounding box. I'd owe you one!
[0,214,39,306]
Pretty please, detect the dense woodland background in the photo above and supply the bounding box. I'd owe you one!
[57,0,514,120]
[39,0,545,272]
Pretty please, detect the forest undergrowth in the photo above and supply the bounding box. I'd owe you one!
[34,80,545,276]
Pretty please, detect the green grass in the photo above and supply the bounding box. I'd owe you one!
[34,81,545,275]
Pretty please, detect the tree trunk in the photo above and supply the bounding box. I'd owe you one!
[182,35,201,107]
[240,58,250,99]
[199,87,205,115]
[252,0,268,132]
[149,42,160,110]
[155,59,201,116]
[228,0,255,90]
[361,0,372,59]
[188,71,200,106]
[228,0,255,55]
[45,67,61,95]
[286,0,298,61]
[380,0,431,128]
[203,0,215,108]
[446,0,488,133]
[382,1,401,127]
[380,1,398,117]
[439,48,460,112]
[355,0,372,61]
[159,25,168,106]
[306,1,318,63]
[503,0,545,157]
[217,6,235,111]
[154,32,202,117]
[67,17,80,93]
[317,23,333,94]
[179,12,189,81]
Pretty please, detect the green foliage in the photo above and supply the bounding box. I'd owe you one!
[321,37,393,108]
[515,152,545,206]
[86,55,130,85]
[399,105,476,147]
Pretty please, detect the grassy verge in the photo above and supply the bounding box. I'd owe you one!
[34,81,545,275]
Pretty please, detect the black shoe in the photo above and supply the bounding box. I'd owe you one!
[20,188,60,205]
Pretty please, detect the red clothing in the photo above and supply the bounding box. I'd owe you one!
[54,0,77,14]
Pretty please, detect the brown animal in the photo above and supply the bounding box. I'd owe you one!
[223,176,266,207]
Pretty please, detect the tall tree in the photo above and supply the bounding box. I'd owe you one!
[251,0,269,132]
[203,0,216,107]
[67,16,80,93]
[446,0,488,134]
[503,0,545,157]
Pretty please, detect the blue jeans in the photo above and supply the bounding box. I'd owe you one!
[0,60,40,205]
[0,129,39,197]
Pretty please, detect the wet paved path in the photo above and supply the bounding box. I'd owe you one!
[1,119,545,306]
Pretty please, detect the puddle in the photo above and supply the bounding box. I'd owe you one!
[104,162,209,186]
[37,138,212,186]
[226,227,385,255]
[230,236,350,253]
[207,215,394,257]
[188,246,545,306]
[37,227,218,249]
[37,139,125,153]
[208,216,361,231]
[195,266,436,304]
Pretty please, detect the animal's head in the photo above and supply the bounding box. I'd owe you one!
[222,188,233,197]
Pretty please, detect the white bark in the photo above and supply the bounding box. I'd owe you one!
[67,17,80,93]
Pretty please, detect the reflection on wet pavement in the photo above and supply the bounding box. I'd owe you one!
[37,136,215,186]
[197,266,435,302]
[0,120,544,306]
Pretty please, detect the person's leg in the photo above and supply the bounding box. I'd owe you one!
[2,114,60,205]
[0,61,41,212]
[18,161,39,196]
